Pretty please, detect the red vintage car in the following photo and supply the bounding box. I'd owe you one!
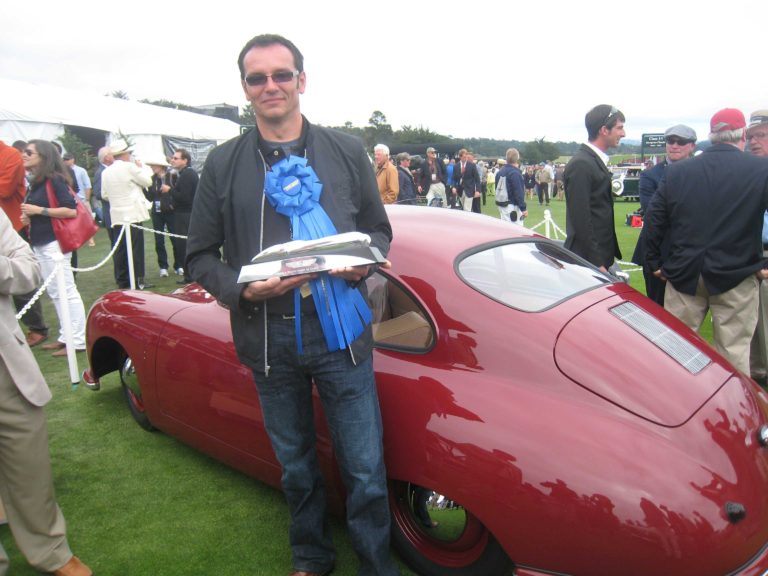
[84,206,768,576]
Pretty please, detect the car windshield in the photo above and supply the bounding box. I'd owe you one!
[457,240,613,312]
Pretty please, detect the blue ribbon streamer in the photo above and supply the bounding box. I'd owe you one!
[264,157,371,353]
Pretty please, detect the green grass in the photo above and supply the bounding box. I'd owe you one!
[0,228,421,576]
[1,205,712,575]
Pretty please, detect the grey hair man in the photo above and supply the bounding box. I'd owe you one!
[374,143,398,205]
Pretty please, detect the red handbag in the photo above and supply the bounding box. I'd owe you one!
[45,179,99,253]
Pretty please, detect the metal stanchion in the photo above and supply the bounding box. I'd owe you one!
[124,221,136,290]
[53,253,80,386]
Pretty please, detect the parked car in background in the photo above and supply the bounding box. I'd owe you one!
[610,164,643,201]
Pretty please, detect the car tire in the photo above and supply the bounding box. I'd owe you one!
[389,481,511,576]
[120,355,155,432]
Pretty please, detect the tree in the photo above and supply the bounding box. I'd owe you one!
[364,110,393,149]
[59,128,95,172]
[110,90,129,100]
[522,138,560,164]
[240,104,256,125]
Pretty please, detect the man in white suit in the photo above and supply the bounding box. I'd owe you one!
[0,210,92,576]
[101,140,152,289]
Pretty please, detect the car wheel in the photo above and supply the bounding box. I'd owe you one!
[389,481,511,576]
[120,355,155,431]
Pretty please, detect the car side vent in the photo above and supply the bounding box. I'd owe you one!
[610,302,711,375]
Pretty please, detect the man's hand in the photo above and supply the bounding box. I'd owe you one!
[241,273,316,302]
[653,269,667,281]
[474,191,481,198]
[756,269,768,281]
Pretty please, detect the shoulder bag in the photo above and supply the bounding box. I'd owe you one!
[45,179,100,253]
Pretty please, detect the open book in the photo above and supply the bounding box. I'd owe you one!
[238,232,386,283]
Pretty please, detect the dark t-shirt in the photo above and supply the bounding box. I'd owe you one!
[26,175,76,247]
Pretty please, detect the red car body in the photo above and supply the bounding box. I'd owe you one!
[85,206,768,576]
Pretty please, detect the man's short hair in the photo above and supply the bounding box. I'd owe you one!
[506,148,520,164]
[585,104,625,141]
[176,148,192,167]
[396,152,410,164]
[374,144,390,156]
[11,140,26,153]
[237,33,304,80]
[709,128,745,144]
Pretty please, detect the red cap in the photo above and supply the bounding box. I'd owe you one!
[710,108,746,133]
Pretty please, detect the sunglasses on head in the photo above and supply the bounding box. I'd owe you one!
[244,70,299,87]
[666,137,693,146]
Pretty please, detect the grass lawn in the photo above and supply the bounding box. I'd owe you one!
[0,200,710,575]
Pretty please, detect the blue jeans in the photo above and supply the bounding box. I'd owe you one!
[251,315,398,576]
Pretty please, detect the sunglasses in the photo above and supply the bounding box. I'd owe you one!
[748,131,768,140]
[244,70,299,87]
[603,106,620,127]
[666,137,693,146]
[23,149,37,156]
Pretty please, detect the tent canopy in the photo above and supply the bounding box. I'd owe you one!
[0,77,241,159]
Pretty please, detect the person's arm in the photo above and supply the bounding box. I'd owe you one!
[0,150,25,199]
[383,167,398,204]
[0,211,41,296]
[510,170,527,214]
[565,161,601,266]
[644,175,670,278]
[129,162,153,189]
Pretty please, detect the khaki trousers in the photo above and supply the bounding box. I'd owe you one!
[0,360,71,575]
[749,251,768,380]
[665,274,759,375]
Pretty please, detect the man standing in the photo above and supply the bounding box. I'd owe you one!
[451,148,481,212]
[535,160,554,206]
[0,209,92,576]
[0,139,49,347]
[186,34,398,576]
[374,144,398,205]
[631,124,697,306]
[747,109,768,385]
[563,104,625,272]
[92,146,114,243]
[101,141,153,289]
[395,152,417,205]
[645,108,768,374]
[163,148,198,283]
[418,146,446,207]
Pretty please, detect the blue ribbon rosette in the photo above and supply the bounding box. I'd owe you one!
[264,156,372,353]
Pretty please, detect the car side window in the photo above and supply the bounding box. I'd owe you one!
[366,273,434,352]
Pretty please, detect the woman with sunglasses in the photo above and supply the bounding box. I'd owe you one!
[19,140,87,357]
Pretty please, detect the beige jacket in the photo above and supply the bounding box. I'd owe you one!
[101,159,152,226]
[0,210,50,406]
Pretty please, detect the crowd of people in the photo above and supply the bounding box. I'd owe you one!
[2,31,768,576]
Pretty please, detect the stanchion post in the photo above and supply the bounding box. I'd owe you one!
[52,253,80,385]
[124,221,135,290]
[544,209,552,239]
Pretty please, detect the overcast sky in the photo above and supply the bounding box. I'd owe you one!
[2,0,766,144]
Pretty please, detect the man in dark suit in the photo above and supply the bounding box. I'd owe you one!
[451,148,481,212]
[645,108,768,374]
[563,104,625,272]
[631,124,697,306]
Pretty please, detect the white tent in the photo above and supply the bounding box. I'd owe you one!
[0,77,241,162]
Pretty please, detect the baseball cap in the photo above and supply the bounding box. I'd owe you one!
[664,124,697,142]
[710,108,746,133]
[426,147,436,153]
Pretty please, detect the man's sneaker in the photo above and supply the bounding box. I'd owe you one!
[175,267,184,276]
[159,268,169,278]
